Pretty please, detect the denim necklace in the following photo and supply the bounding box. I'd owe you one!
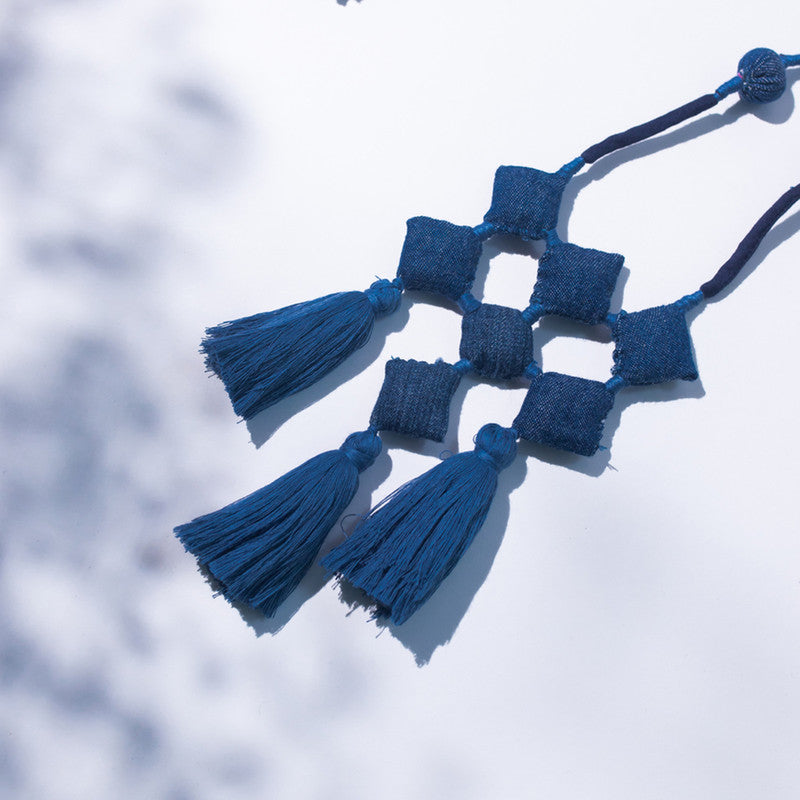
[176,47,800,626]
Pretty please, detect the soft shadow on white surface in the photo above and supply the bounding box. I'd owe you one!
[558,77,799,239]
[701,207,800,303]
[0,4,256,799]
[334,453,529,665]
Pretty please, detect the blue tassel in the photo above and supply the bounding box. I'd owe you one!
[322,423,517,624]
[202,278,403,420]
[175,430,381,617]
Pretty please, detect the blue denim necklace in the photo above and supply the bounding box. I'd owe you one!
[176,47,800,626]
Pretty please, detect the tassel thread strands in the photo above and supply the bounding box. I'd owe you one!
[177,47,800,625]
[321,424,517,625]
[175,430,381,616]
[203,278,403,420]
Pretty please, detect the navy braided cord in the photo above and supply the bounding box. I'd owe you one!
[700,184,800,298]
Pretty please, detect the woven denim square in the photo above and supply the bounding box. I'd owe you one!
[514,372,615,456]
[532,241,624,324]
[610,304,698,385]
[460,303,533,380]
[370,358,461,442]
[483,166,569,240]
[396,216,482,301]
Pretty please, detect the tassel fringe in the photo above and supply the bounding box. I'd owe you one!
[322,424,517,624]
[202,278,402,420]
[175,430,382,617]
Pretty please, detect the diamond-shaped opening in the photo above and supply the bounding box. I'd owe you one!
[471,232,544,309]
[535,315,615,382]
[391,302,462,363]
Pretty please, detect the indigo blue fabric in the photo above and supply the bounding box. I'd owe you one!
[364,278,403,316]
[483,166,569,239]
[514,372,615,456]
[581,95,719,164]
[701,183,800,298]
[397,216,482,301]
[370,358,461,441]
[174,429,381,617]
[321,423,516,625]
[532,241,624,324]
[460,303,533,380]
[202,286,396,421]
[738,48,786,103]
[610,304,698,385]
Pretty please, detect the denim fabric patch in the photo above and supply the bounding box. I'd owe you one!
[611,304,698,385]
[483,166,569,240]
[397,216,482,301]
[532,241,624,324]
[370,358,461,442]
[514,372,615,456]
[460,303,533,380]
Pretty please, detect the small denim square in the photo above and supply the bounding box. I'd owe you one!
[483,166,569,239]
[370,358,461,442]
[611,304,698,385]
[532,241,624,324]
[460,303,533,380]
[397,216,482,301]
[514,372,615,456]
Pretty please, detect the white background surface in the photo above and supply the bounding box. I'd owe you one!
[2,1,800,798]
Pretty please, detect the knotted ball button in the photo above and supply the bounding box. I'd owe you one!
[738,48,786,103]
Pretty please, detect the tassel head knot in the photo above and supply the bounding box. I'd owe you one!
[474,423,518,471]
[340,429,382,472]
[365,279,403,316]
[738,48,786,103]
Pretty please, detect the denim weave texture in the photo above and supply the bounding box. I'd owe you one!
[532,241,624,324]
[460,303,533,380]
[397,216,482,301]
[514,372,615,456]
[483,166,569,239]
[611,304,698,385]
[370,358,461,442]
